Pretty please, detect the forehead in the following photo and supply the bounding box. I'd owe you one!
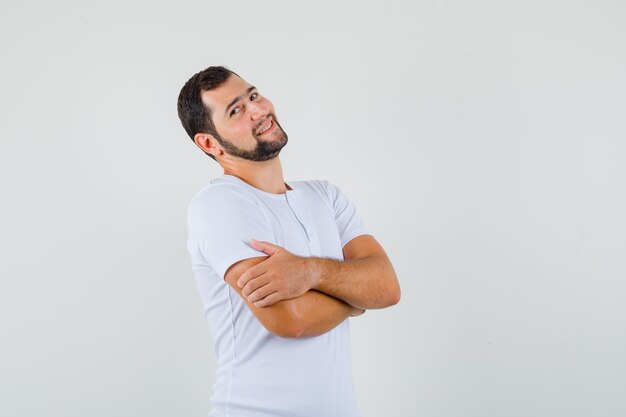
[200,75,252,115]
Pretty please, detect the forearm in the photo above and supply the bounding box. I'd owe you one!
[306,256,400,310]
[228,256,360,339]
[281,290,361,338]
[238,236,400,312]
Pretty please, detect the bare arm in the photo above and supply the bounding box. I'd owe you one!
[308,234,401,309]
[238,235,401,310]
[225,256,364,338]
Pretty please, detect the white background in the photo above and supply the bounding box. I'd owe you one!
[1,1,625,416]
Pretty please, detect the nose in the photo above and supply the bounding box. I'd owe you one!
[249,100,268,121]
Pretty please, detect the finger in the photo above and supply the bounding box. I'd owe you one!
[253,291,285,308]
[242,271,271,296]
[247,281,276,303]
[238,263,269,288]
[251,239,280,256]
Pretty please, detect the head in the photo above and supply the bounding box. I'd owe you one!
[177,66,288,163]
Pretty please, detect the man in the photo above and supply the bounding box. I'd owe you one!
[177,66,400,417]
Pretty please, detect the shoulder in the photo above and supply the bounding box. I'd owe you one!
[187,178,260,227]
[189,178,256,210]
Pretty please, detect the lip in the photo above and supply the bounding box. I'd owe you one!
[256,118,275,136]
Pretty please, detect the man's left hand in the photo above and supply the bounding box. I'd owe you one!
[237,239,317,307]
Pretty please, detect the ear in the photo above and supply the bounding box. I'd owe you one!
[194,133,222,158]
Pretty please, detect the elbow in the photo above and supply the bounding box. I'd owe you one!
[278,327,306,339]
[385,276,401,307]
[381,263,400,307]
[389,285,401,306]
[269,321,305,339]
[263,303,307,339]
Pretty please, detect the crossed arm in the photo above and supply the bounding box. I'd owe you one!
[224,234,400,338]
[225,256,364,338]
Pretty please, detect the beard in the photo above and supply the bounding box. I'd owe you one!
[215,114,289,162]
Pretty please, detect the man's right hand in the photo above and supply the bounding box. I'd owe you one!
[237,239,316,307]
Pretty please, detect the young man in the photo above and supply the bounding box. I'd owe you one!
[177,66,400,417]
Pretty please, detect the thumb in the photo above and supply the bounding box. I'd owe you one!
[250,239,280,256]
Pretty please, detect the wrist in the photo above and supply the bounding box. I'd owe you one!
[303,257,324,290]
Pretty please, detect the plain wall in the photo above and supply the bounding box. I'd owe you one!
[1,1,625,416]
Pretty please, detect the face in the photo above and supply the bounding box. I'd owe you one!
[201,75,288,162]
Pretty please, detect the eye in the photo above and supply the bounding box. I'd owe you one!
[230,92,259,116]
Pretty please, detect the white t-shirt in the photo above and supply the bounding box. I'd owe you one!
[186,174,370,417]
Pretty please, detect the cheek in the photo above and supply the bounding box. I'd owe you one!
[228,126,250,138]
[238,122,257,137]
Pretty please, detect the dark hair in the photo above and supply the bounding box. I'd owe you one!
[177,66,240,161]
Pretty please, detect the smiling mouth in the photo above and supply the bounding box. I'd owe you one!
[256,119,275,136]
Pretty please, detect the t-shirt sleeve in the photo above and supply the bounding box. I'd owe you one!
[187,185,273,280]
[324,181,371,248]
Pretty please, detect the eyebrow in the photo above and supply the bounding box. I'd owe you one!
[224,86,256,116]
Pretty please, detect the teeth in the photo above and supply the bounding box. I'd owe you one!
[258,120,272,135]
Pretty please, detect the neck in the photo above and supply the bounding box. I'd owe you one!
[222,156,289,194]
